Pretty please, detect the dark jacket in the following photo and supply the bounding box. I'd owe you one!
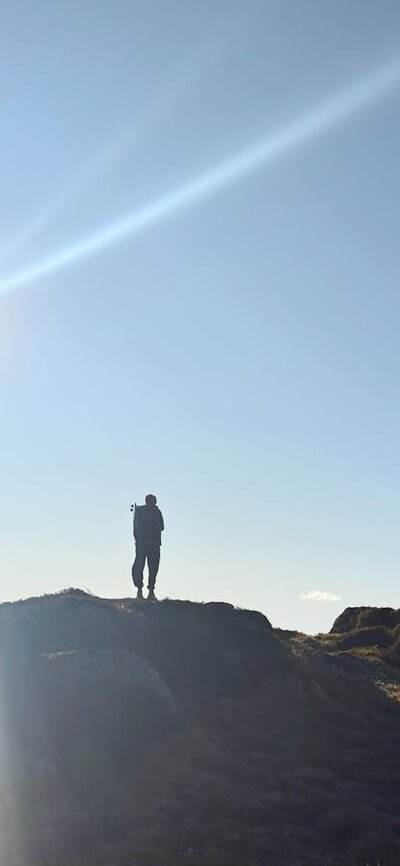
[134,504,164,546]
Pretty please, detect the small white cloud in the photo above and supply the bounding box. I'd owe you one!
[299,589,342,603]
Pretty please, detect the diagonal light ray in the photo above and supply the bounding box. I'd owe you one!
[1,55,400,296]
[0,13,244,263]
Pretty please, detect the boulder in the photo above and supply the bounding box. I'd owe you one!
[330,606,399,634]
[1,648,177,780]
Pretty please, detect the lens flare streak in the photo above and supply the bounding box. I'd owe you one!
[0,14,244,263]
[1,56,400,295]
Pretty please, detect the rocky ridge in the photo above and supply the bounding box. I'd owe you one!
[0,590,399,866]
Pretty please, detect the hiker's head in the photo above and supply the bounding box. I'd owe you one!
[145,493,157,505]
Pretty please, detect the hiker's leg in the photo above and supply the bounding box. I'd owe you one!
[147,546,161,592]
[132,546,146,589]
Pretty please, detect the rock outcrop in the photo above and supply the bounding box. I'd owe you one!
[330,605,400,633]
[0,590,400,866]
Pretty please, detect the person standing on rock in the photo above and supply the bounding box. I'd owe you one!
[132,494,164,601]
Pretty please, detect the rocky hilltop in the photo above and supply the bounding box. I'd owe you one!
[0,590,399,866]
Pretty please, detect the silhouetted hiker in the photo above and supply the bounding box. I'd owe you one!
[132,494,164,601]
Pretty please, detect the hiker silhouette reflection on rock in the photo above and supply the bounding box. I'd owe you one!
[132,494,164,601]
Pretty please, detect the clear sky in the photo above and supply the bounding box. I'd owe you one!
[1,0,399,632]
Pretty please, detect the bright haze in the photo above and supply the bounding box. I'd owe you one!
[1,1,399,633]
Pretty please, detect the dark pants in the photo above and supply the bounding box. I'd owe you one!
[132,545,161,591]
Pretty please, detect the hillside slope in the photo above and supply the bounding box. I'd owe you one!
[0,590,399,866]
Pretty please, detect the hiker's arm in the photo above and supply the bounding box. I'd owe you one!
[158,510,164,532]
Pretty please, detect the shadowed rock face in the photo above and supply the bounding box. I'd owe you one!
[2,648,177,759]
[0,645,177,866]
[0,591,286,707]
[328,607,400,669]
[331,606,400,634]
[0,591,129,656]
[0,590,400,866]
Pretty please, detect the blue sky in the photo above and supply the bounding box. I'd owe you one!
[1,0,399,632]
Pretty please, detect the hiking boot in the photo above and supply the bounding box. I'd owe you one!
[136,588,143,600]
[147,590,157,602]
